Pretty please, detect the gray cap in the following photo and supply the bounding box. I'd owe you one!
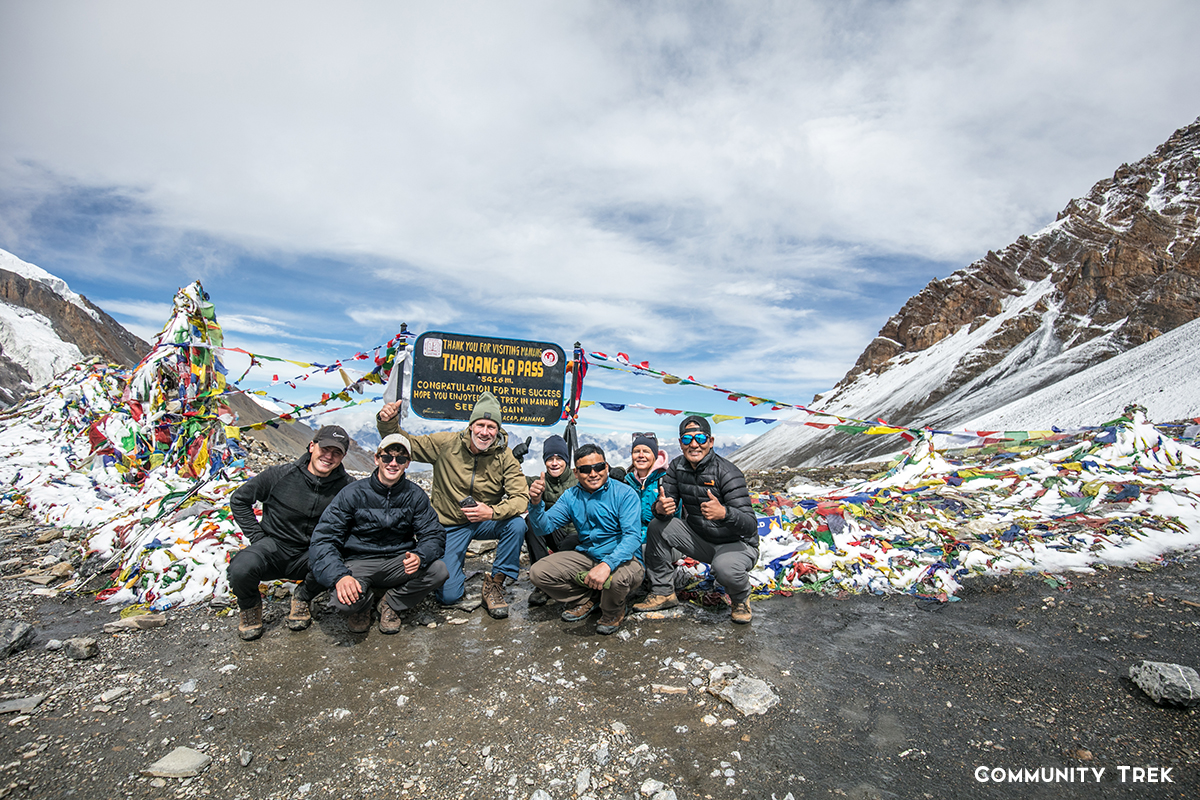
[378,433,412,456]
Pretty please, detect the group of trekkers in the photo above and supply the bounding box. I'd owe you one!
[227,391,759,641]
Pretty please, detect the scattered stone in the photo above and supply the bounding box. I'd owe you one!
[611,721,628,735]
[64,637,99,660]
[0,620,35,657]
[22,574,56,585]
[637,607,686,620]
[448,594,482,612]
[44,639,63,651]
[574,768,591,795]
[179,679,198,693]
[529,790,552,800]
[653,791,678,800]
[651,684,688,695]
[239,749,253,767]
[30,587,59,597]
[91,704,112,713]
[708,669,780,716]
[35,529,62,544]
[640,778,665,796]
[702,715,718,726]
[466,539,498,555]
[142,746,212,778]
[99,687,131,703]
[1129,660,1200,707]
[7,714,30,727]
[103,613,167,632]
[48,562,73,578]
[0,694,46,715]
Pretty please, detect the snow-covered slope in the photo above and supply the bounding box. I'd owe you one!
[735,116,1200,468]
[0,248,148,406]
[956,315,1200,432]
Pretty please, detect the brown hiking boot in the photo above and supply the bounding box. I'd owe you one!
[286,596,312,631]
[560,595,598,622]
[346,608,371,633]
[237,604,264,641]
[632,592,679,613]
[378,599,402,634]
[481,573,510,619]
[730,598,753,624]
[596,606,625,635]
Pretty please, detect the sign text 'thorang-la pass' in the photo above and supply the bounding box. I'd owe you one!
[410,331,566,426]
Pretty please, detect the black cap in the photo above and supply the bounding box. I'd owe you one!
[313,425,350,454]
[679,415,711,437]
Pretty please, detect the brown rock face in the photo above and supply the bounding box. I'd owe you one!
[0,268,150,405]
[736,115,1200,468]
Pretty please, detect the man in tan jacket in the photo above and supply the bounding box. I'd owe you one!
[376,391,528,618]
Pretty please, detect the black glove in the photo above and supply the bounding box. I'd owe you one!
[511,436,532,463]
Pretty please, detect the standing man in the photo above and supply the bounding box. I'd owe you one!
[526,445,643,635]
[307,434,449,634]
[227,425,354,640]
[633,416,759,624]
[376,391,528,618]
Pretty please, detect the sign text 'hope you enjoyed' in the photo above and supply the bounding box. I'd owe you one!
[410,331,566,426]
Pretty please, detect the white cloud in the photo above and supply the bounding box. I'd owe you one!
[3,0,1200,431]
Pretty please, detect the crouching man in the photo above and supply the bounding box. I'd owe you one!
[376,391,528,618]
[634,416,759,624]
[527,444,644,635]
[307,434,449,634]
[227,425,354,640]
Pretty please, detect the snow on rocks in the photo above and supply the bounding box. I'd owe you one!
[743,406,1200,602]
[0,282,251,610]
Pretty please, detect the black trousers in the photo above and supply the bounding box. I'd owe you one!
[227,538,316,608]
[322,556,451,615]
[524,523,580,565]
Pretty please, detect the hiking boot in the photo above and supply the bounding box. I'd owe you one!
[632,592,679,613]
[730,598,753,625]
[346,608,371,634]
[237,604,264,641]
[528,587,549,607]
[378,600,402,634]
[560,595,598,622]
[286,596,312,631]
[596,606,626,635]
[481,573,510,619]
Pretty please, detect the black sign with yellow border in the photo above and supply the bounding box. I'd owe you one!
[410,331,566,426]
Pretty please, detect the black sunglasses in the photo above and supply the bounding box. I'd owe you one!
[575,462,608,475]
[377,452,410,464]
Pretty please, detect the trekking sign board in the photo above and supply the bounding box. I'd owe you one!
[410,331,566,426]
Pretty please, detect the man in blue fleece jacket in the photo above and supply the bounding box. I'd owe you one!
[308,434,449,635]
[526,443,643,635]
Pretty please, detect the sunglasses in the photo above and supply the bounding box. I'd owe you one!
[631,432,658,441]
[377,452,410,464]
[575,462,608,475]
[680,433,710,446]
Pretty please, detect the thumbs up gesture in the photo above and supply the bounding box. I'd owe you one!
[529,471,546,504]
[655,481,676,516]
[700,488,727,521]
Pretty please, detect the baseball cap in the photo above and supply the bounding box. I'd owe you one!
[378,433,412,456]
[313,425,350,454]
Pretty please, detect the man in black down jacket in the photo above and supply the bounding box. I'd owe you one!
[228,425,354,641]
[633,415,759,624]
[308,434,449,635]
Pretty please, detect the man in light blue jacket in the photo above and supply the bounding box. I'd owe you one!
[526,444,643,635]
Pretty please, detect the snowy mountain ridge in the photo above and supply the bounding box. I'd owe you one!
[736,116,1200,468]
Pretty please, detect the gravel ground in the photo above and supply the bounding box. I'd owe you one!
[1,476,1198,799]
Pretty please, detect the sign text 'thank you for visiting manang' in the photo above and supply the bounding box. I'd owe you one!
[409,331,566,426]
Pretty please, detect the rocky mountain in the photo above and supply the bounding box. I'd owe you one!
[0,248,375,469]
[0,248,147,405]
[735,116,1200,468]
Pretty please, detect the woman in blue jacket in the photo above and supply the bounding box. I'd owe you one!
[623,432,669,542]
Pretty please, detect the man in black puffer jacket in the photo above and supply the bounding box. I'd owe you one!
[228,425,354,641]
[633,416,759,624]
[308,434,449,635]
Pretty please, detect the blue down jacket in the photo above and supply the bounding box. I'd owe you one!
[309,472,446,588]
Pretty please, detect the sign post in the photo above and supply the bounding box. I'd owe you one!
[409,331,566,426]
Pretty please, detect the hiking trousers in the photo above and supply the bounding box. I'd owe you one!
[324,555,450,615]
[528,550,644,617]
[227,538,316,609]
[644,517,758,603]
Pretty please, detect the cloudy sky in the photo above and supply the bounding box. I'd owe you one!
[2,1,1199,450]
